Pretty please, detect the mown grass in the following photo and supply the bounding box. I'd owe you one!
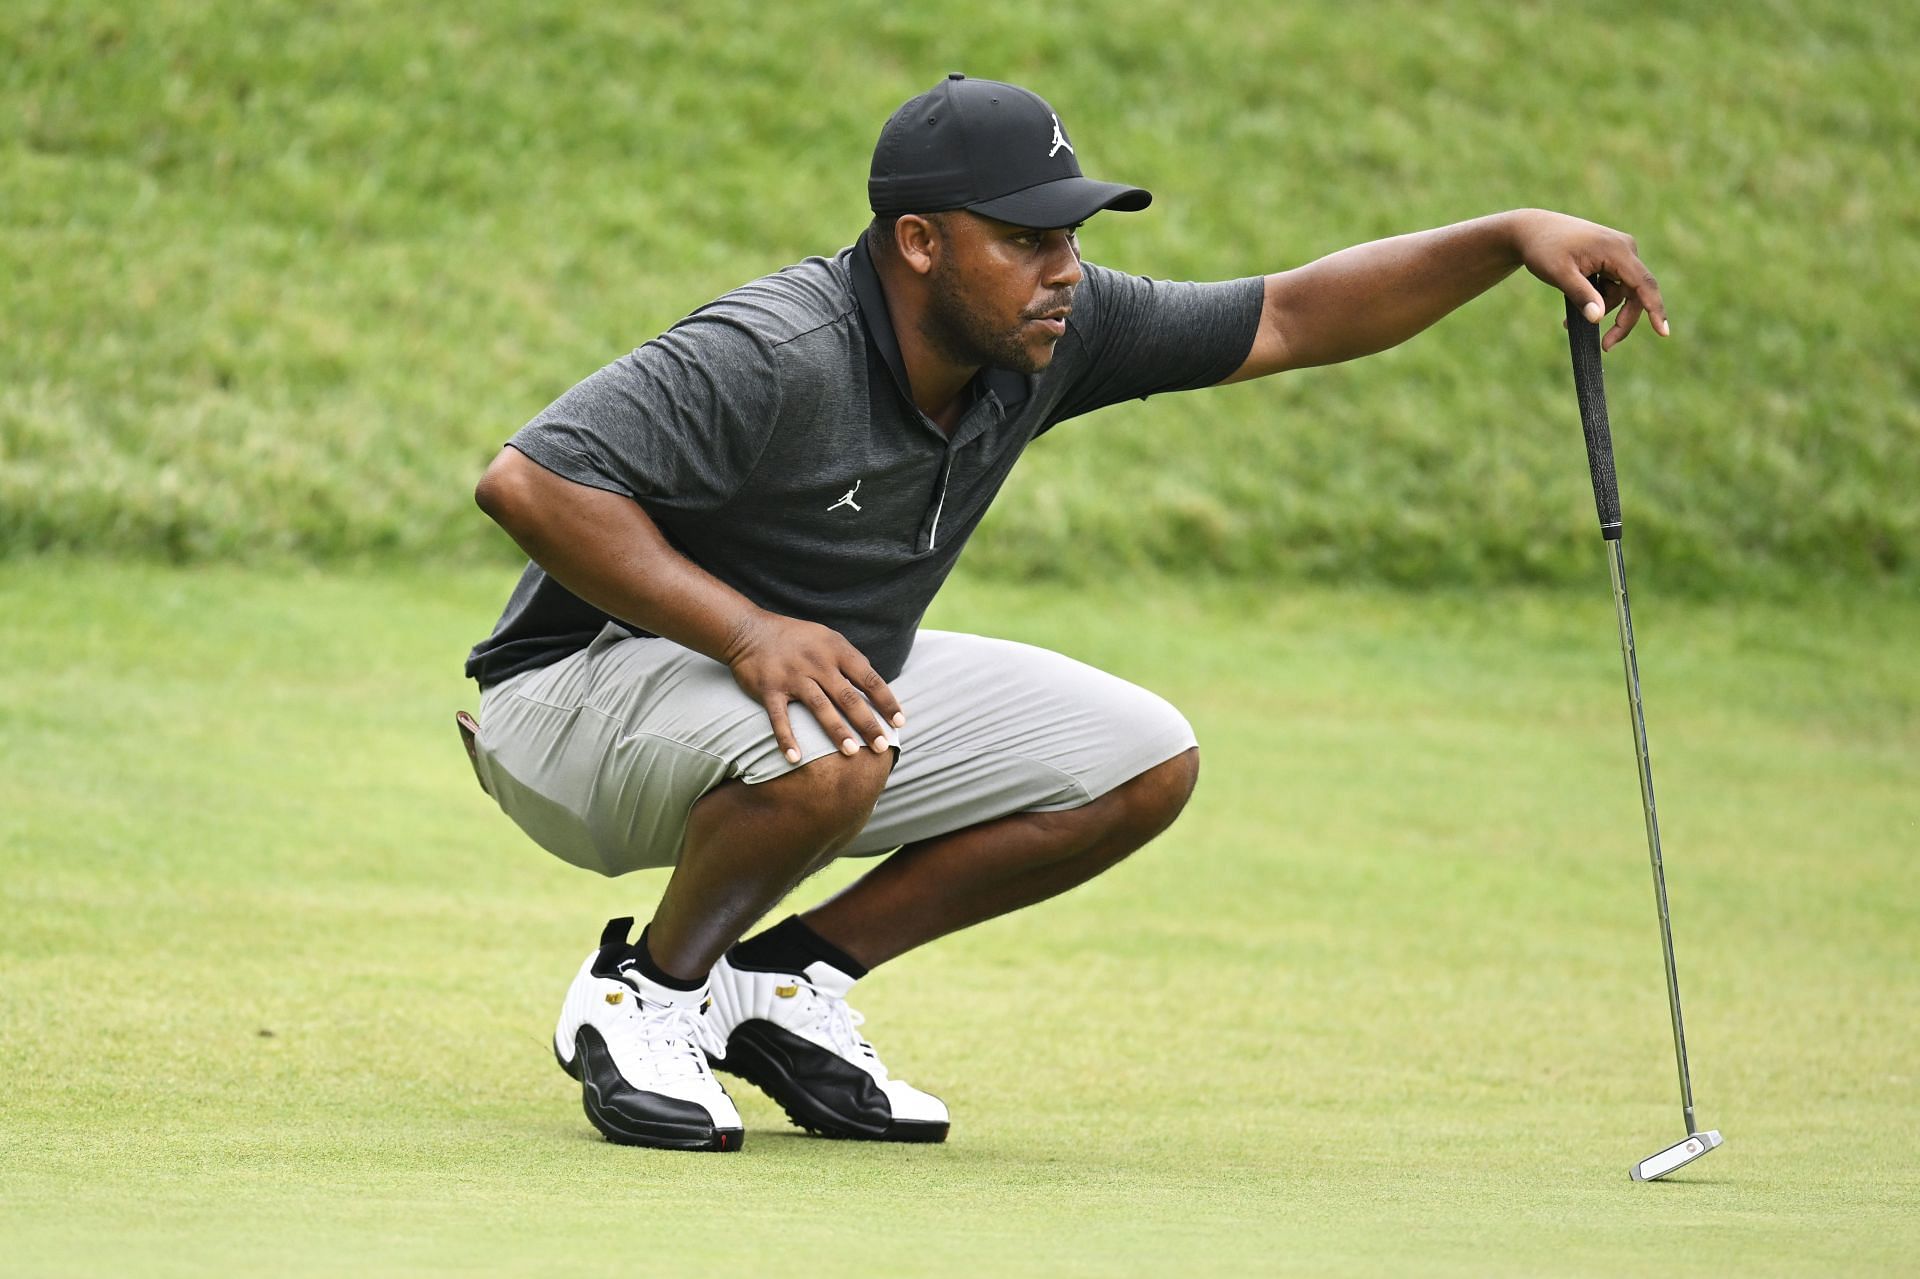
[3,1,1917,591]
[2,562,1916,1275]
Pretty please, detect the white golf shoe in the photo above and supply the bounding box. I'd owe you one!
[706,953,949,1142]
[553,918,743,1152]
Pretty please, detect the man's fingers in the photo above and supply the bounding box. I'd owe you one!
[763,686,869,763]
[1598,256,1668,339]
[764,696,802,765]
[1628,266,1670,337]
[1563,270,1607,325]
[831,677,894,753]
[849,664,907,731]
[1561,263,1667,343]
[799,683,865,756]
[1602,296,1644,351]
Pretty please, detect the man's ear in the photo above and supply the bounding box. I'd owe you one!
[895,213,941,278]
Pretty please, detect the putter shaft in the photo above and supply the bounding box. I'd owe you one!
[1607,538,1696,1137]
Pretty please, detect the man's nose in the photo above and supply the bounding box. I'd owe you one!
[1044,233,1084,289]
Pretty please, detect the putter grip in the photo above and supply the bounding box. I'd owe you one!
[1565,286,1624,540]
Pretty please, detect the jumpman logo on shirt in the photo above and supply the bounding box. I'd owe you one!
[828,481,863,513]
[1048,114,1074,158]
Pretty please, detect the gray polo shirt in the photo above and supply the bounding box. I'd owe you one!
[465,240,1263,687]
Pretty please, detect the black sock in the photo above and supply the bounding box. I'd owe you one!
[730,915,869,980]
[632,925,707,991]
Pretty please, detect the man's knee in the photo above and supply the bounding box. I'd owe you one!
[1113,746,1199,843]
[756,746,895,836]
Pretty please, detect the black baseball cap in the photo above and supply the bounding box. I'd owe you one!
[868,74,1152,228]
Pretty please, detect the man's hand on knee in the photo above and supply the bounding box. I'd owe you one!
[723,610,906,764]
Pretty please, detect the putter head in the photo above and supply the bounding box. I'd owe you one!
[1630,1130,1723,1181]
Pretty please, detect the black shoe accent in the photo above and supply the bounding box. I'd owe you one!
[879,1118,949,1143]
[555,1035,581,1081]
[591,918,706,992]
[715,1020,947,1143]
[573,1026,742,1152]
[592,918,638,981]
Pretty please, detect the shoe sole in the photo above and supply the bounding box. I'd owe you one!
[570,1028,743,1153]
[714,1023,948,1144]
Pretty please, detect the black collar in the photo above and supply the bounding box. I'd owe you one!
[850,237,1032,420]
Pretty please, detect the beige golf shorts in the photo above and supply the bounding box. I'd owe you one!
[471,623,1197,877]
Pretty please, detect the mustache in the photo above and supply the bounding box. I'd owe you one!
[1021,289,1076,320]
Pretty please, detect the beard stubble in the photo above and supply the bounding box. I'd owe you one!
[920,256,1064,376]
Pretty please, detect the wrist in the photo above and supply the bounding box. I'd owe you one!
[719,607,769,667]
[1492,208,1543,265]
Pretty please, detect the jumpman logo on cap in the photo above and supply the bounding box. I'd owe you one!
[1048,114,1074,158]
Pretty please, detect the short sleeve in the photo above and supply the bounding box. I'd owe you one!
[1045,264,1265,427]
[505,313,781,516]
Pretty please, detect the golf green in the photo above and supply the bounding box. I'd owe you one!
[3,562,1914,1276]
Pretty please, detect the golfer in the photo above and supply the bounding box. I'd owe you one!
[463,74,1667,1151]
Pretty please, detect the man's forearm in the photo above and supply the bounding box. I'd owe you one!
[1261,211,1527,371]
[475,449,764,665]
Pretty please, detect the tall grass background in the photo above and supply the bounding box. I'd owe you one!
[4,0,1914,594]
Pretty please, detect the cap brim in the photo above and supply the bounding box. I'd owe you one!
[965,176,1152,228]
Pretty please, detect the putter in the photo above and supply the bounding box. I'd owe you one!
[1564,287,1723,1182]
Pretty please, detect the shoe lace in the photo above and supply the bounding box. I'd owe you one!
[803,983,885,1077]
[607,984,709,1082]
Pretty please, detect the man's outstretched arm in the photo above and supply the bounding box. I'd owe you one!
[1219,208,1668,383]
